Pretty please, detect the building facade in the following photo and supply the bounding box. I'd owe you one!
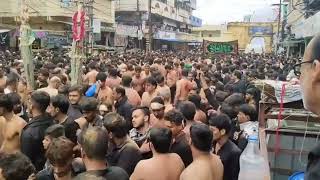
[284,0,320,56]
[0,0,115,49]
[114,0,201,50]
[192,23,276,54]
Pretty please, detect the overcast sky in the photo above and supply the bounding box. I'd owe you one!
[193,0,280,24]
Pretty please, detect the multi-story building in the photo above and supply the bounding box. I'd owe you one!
[114,0,201,50]
[284,0,320,56]
[0,0,115,49]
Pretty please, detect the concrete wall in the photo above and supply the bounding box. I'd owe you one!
[227,22,275,53]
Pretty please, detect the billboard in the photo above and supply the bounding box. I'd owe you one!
[248,26,273,36]
[203,40,238,54]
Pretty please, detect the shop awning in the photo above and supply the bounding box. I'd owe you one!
[0,29,11,33]
[279,39,305,47]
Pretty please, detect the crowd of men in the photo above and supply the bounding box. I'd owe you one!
[1,34,319,180]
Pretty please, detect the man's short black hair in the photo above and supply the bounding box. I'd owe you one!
[233,70,242,80]
[96,72,107,82]
[150,96,165,105]
[79,127,108,160]
[177,101,196,121]
[115,86,126,97]
[208,114,232,134]
[31,91,50,112]
[6,74,18,86]
[0,94,13,111]
[132,106,150,117]
[224,93,245,107]
[188,94,201,109]
[68,85,83,94]
[103,112,127,138]
[220,103,238,119]
[45,124,65,138]
[109,68,118,77]
[51,94,70,114]
[306,35,320,61]
[156,75,165,84]
[164,109,184,126]
[149,127,172,153]
[239,104,257,121]
[145,76,157,87]
[181,68,189,77]
[0,153,35,180]
[122,76,132,87]
[7,92,21,105]
[80,97,98,111]
[190,123,213,152]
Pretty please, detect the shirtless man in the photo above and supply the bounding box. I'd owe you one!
[131,128,185,180]
[141,77,159,107]
[0,94,26,154]
[156,75,171,103]
[166,64,179,101]
[141,64,151,79]
[132,66,145,96]
[151,59,167,78]
[175,69,195,105]
[122,76,141,107]
[83,62,99,85]
[37,76,61,97]
[180,124,223,180]
[0,68,6,91]
[105,68,121,89]
[188,94,207,124]
[4,75,18,94]
[95,72,114,106]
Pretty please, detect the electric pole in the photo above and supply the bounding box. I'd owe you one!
[147,0,152,52]
[83,0,94,55]
[137,0,142,49]
[277,0,282,53]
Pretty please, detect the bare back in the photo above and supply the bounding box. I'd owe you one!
[176,79,193,102]
[131,153,185,180]
[0,115,27,154]
[180,154,223,180]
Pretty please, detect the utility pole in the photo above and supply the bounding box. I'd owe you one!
[83,0,94,55]
[20,0,35,90]
[137,0,142,49]
[147,0,152,52]
[276,0,282,53]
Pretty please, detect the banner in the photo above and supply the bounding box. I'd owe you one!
[203,40,238,54]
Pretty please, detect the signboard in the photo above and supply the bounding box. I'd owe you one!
[153,31,176,40]
[248,26,273,36]
[93,19,101,34]
[203,40,238,54]
[116,24,138,37]
[190,16,202,27]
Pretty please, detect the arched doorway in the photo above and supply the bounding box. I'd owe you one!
[245,37,266,54]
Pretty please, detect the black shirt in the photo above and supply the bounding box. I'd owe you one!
[170,132,193,167]
[306,143,320,180]
[106,139,142,176]
[67,105,82,122]
[216,139,242,180]
[36,160,85,180]
[59,118,80,144]
[74,167,129,180]
[21,113,54,171]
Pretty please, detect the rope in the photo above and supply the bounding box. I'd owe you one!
[275,83,286,154]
